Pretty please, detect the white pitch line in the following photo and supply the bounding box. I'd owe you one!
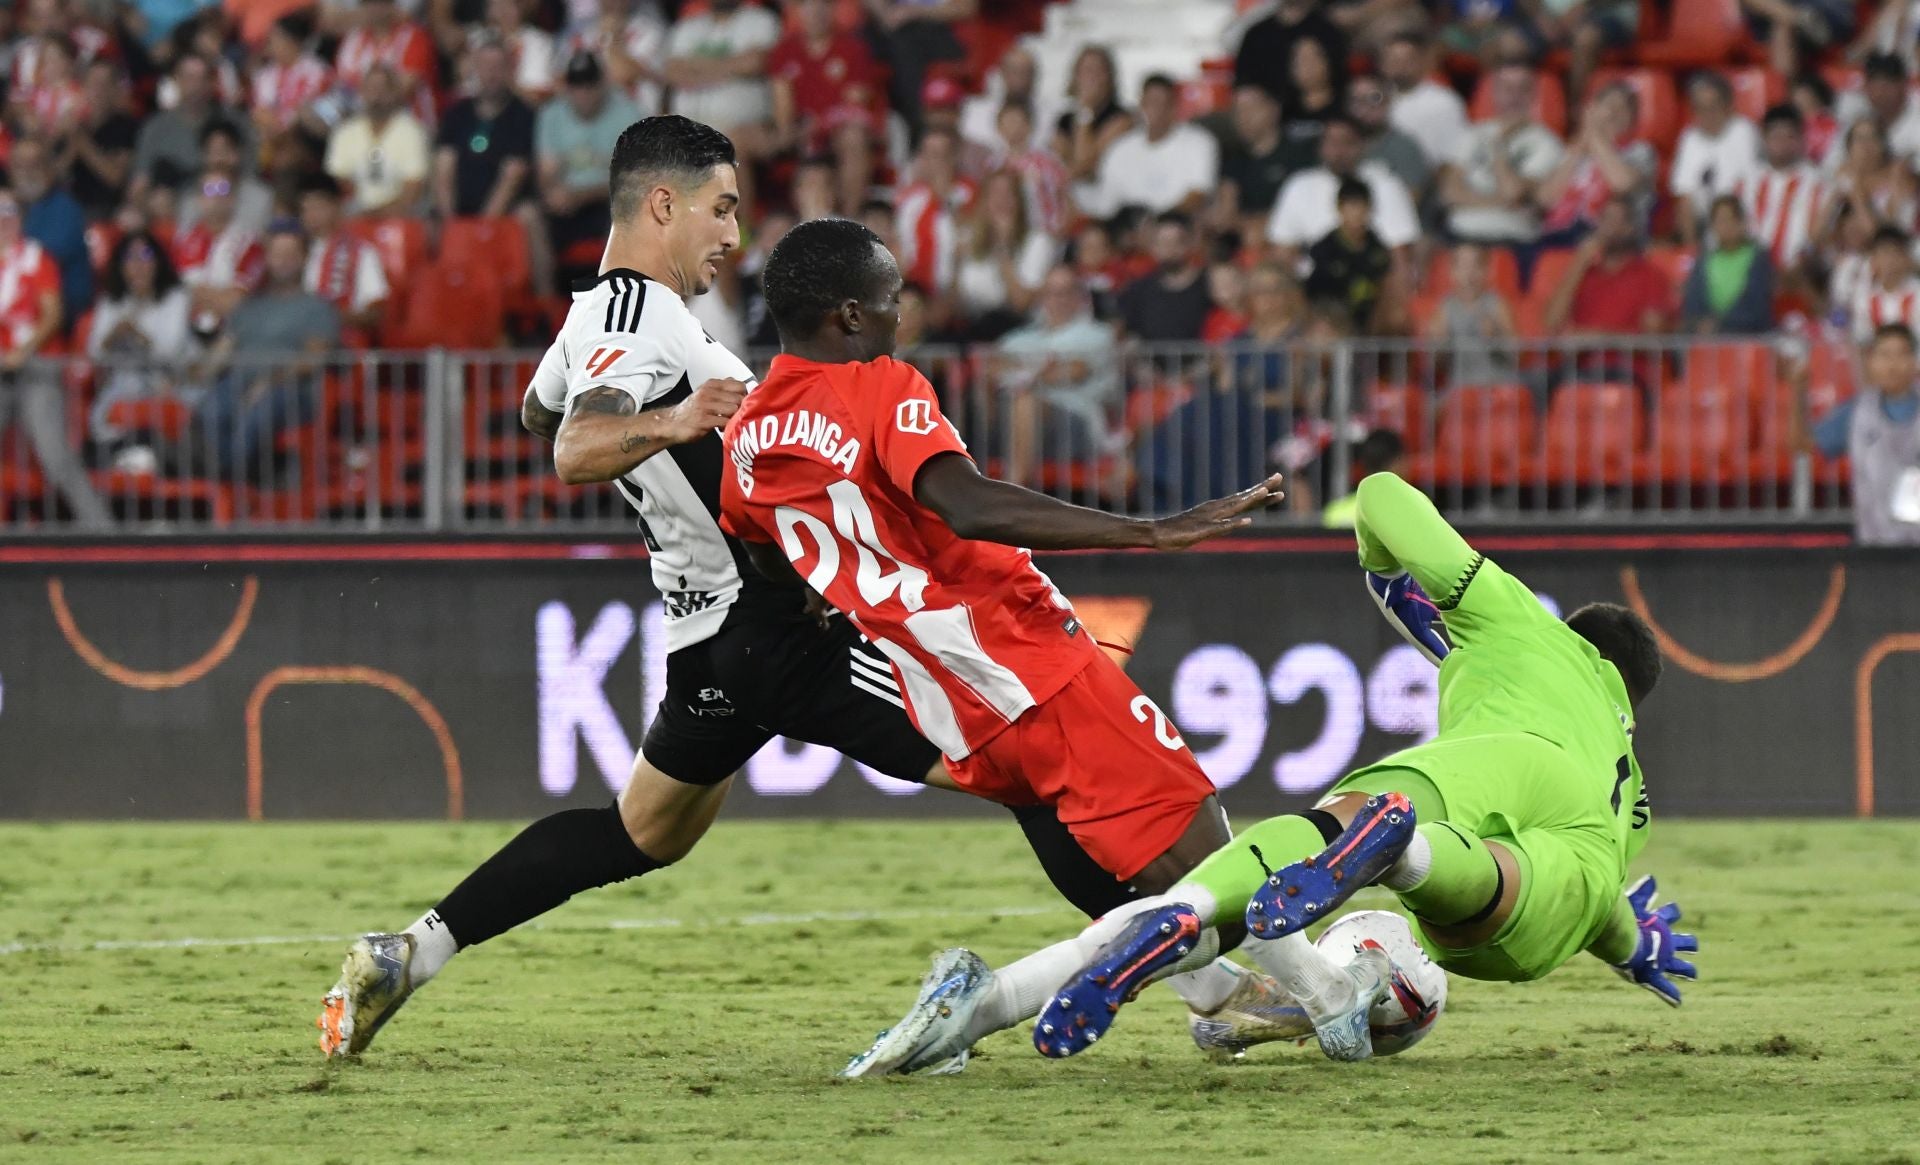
[0,903,1077,957]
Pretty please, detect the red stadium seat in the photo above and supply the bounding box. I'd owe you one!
[1587,68,1682,152]
[1635,371,1757,485]
[348,216,430,298]
[1531,383,1645,485]
[1402,384,1536,489]
[1646,244,1695,291]
[1728,67,1786,124]
[387,261,506,350]
[440,216,533,299]
[1637,0,1745,68]
[1422,246,1521,302]
[1364,383,1431,451]
[1470,70,1566,136]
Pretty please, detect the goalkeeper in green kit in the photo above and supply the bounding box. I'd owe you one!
[842,472,1702,1074]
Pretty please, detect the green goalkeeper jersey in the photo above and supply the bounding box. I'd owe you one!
[1350,474,1650,871]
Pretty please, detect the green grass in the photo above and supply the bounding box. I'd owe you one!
[3,820,1918,1164]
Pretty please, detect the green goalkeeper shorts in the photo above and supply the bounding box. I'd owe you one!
[1332,733,1626,983]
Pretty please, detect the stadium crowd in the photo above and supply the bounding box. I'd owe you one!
[0,0,1915,539]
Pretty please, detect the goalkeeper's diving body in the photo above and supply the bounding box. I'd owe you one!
[847,472,1700,1073]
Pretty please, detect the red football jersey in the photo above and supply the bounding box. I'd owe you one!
[720,354,1100,760]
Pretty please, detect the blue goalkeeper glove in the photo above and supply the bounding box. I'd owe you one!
[1365,570,1449,666]
[1610,875,1699,1007]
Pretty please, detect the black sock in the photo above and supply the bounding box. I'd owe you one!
[1007,803,1137,918]
[433,803,663,949]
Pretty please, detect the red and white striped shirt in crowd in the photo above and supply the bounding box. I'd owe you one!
[894,178,976,291]
[0,239,59,354]
[1737,163,1829,267]
[335,21,440,121]
[304,231,390,315]
[171,223,265,293]
[996,148,1071,237]
[19,80,86,136]
[1852,275,1920,342]
[10,26,113,92]
[253,55,336,130]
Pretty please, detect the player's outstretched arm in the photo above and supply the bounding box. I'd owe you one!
[521,387,563,443]
[913,454,1281,550]
[553,378,746,484]
[1352,472,1481,601]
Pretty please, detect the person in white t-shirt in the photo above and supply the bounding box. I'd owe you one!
[959,46,1055,153]
[1830,52,1920,173]
[1670,72,1761,247]
[1085,74,1220,220]
[952,168,1057,336]
[1380,29,1468,169]
[1268,115,1419,265]
[663,0,780,147]
[1440,64,1565,245]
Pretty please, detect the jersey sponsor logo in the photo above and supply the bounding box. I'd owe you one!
[895,398,939,436]
[584,346,627,379]
[664,589,722,619]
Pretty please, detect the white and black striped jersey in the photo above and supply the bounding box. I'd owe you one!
[530,268,776,653]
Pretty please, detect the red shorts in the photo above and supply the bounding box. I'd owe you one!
[944,652,1217,881]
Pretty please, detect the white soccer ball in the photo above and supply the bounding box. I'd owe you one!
[1316,909,1448,1056]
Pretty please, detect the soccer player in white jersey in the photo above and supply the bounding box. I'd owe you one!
[316,116,1304,1061]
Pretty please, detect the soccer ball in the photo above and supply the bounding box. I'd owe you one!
[1316,909,1448,1056]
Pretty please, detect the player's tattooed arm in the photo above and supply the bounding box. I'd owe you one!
[554,378,748,484]
[913,453,1283,551]
[521,387,564,443]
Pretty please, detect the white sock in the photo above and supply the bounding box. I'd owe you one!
[1381,830,1433,892]
[960,895,1176,1044]
[403,910,458,986]
[1241,932,1353,1023]
[1167,881,1219,926]
[1166,956,1243,1013]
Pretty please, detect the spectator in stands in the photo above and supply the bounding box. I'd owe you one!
[1203,261,1249,343]
[1279,36,1342,173]
[1672,72,1761,247]
[0,180,109,528]
[1741,0,1854,83]
[172,175,263,331]
[663,0,780,158]
[1829,119,1919,238]
[1117,211,1212,342]
[299,174,390,338]
[192,223,341,478]
[1348,72,1429,204]
[920,76,995,179]
[567,0,666,117]
[992,264,1120,486]
[1270,115,1420,264]
[164,12,246,112]
[1235,0,1347,113]
[1851,225,1920,342]
[1835,53,1920,169]
[1441,63,1563,249]
[86,231,197,449]
[1532,0,1638,113]
[1813,322,1920,545]
[1424,241,1517,387]
[859,197,898,252]
[485,0,556,104]
[1790,72,1841,167]
[59,59,139,220]
[991,103,1071,238]
[1536,82,1657,248]
[862,0,974,133]
[335,0,439,111]
[527,52,636,297]
[1437,0,1531,63]
[1304,178,1400,334]
[1380,30,1468,171]
[789,156,838,222]
[1215,86,1291,247]
[1735,104,1829,292]
[10,137,95,328]
[895,127,977,300]
[11,31,85,142]
[180,120,275,238]
[770,0,883,219]
[251,14,335,156]
[133,53,240,196]
[1086,74,1220,220]
[324,62,432,217]
[434,38,535,222]
[1070,218,1131,319]
[963,46,1053,153]
[1321,428,1404,528]
[1681,195,1777,335]
[1053,45,1134,209]
[1824,198,1876,327]
[1542,194,1674,387]
[952,170,1056,339]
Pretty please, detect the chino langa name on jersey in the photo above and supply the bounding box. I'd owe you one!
[729,408,863,496]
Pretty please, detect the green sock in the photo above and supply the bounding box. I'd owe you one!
[1176,814,1330,923]
[1394,822,1501,927]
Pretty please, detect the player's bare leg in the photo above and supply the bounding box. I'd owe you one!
[317,755,722,1058]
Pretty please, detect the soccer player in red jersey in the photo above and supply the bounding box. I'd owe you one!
[718,217,1288,1074]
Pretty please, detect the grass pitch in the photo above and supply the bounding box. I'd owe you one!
[3,819,1918,1164]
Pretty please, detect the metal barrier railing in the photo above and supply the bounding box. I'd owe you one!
[0,335,1855,532]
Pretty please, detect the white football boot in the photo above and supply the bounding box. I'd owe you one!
[317,933,417,1059]
[840,948,991,1078]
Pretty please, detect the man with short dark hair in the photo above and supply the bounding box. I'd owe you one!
[433,37,535,222]
[1833,52,1920,170]
[299,175,390,336]
[1117,212,1213,342]
[1812,323,1920,545]
[1086,74,1219,219]
[1735,103,1828,275]
[1235,0,1347,112]
[179,119,275,237]
[1215,85,1291,244]
[1671,72,1761,245]
[1305,178,1396,333]
[1381,30,1467,169]
[1268,115,1420,266]
[132,53,243,195]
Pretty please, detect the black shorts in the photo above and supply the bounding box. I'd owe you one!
[640,610,941,787]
